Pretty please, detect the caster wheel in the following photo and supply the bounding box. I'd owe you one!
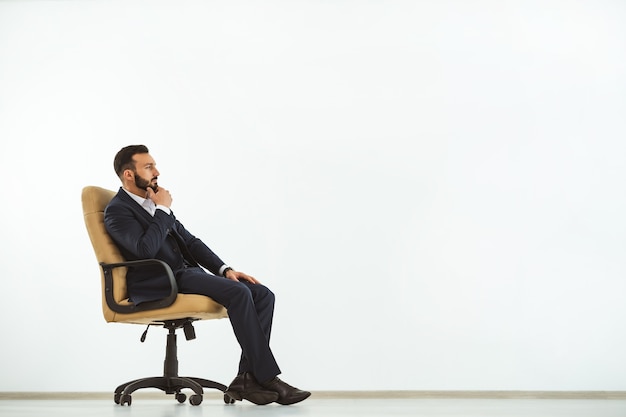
[176,393,187,403]
[120,394,132,406]
[114,393,121,404]
[224,393,235,404]
[189,394,203,406]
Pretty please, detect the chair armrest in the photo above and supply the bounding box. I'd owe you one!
[100,259,178,314]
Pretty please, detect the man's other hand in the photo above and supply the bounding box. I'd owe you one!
[225,269,260,285]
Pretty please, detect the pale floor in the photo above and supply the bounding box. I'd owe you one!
[1,397,626,417]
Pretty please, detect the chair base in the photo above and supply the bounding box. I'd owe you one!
[112,318,234,406]
[114,376,232,406]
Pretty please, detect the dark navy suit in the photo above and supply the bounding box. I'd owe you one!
[104,187,281,382]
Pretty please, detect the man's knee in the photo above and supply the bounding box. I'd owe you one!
[252,284,275,308]
[263,286,275,303]
[230,281,254,301]
[229,282,275,308]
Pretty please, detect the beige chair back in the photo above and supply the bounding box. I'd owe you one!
[82,186,128,321]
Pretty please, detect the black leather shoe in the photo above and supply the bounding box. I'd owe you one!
[260,377,311,405]
[224,373,279,405]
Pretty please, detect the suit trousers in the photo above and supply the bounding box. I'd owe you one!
[175,267,281,383]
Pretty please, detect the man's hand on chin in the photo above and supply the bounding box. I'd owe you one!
[147,186,173,208]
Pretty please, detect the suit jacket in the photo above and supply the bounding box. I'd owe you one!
[104,187,226,304]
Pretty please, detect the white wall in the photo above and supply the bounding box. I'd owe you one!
[1,0,625,392]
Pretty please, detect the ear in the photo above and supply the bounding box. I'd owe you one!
[122,169,134,182]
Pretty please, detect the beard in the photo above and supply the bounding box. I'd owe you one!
[134,174,158,192]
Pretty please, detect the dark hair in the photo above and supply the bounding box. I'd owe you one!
[113,145,149,178]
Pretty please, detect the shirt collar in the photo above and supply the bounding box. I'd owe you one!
[122,187,156,216]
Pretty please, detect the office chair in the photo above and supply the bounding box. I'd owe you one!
[81,185,234,406]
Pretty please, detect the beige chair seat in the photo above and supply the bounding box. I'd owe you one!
[110,293,227,324]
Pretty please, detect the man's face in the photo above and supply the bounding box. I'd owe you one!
[130,153,160,192]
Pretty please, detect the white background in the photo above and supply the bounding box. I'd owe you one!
[1,0,625,392]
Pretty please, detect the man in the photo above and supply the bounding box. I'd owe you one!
[104,145,310,406]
